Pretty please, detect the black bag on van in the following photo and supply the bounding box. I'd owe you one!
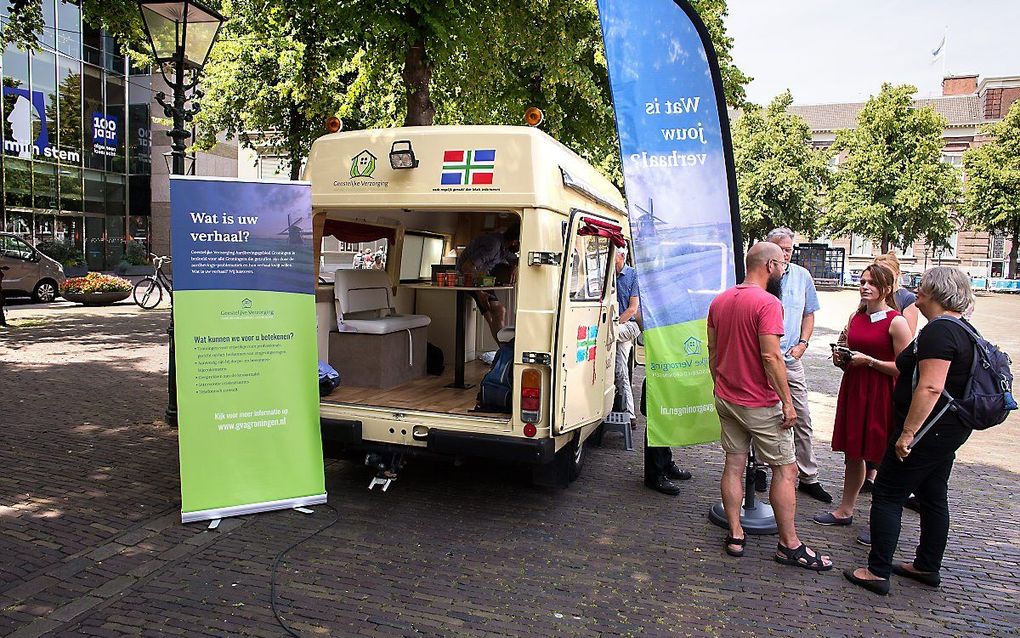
[477,340,514,413]
[913,316,1017,438]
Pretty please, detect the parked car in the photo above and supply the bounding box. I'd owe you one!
[0,232,65,302]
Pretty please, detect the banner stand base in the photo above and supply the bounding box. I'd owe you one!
[183,493,327,525]
[707,452,778,535]
[708,499,778,535]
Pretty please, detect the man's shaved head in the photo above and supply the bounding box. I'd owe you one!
[746,241,782,274]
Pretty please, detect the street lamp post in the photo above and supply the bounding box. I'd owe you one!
[136,0,224,427]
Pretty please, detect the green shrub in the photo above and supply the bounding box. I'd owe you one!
[125,241,149,266]
[36,239,85,268]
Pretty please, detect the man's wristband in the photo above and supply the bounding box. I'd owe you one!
[796,339,809,347]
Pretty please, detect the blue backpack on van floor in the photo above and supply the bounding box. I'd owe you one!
[477,340,514,414]
[913,316,1016,438]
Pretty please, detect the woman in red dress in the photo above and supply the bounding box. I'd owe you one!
[814,263,911,527]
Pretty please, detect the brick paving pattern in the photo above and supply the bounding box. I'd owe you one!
[1,295,1018,637]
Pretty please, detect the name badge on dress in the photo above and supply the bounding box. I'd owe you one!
[869,310,888,323]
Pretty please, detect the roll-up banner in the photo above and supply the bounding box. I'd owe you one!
[170,176,326,523]
[597,0,743,447]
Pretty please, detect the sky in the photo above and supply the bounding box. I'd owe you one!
[726,0,1020,106]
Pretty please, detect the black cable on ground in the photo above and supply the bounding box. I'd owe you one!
[270,503,341,638]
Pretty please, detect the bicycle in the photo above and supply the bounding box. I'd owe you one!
[133,254,173,309]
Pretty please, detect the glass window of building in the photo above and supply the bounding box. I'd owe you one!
[39,0,57,50]
[3,43,31,160]
[83,168,104,214]
[104,73,125,173]
[4,158,33,208]
[56,0,81,58]
[31,50,58,159]
[33,161,58,210]
[57,55,82,163]
[59,164,82,211]
[82,64,104,170]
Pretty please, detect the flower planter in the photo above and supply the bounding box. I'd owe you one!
[62,291,131,306]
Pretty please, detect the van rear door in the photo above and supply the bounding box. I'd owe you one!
[552,211,617,434]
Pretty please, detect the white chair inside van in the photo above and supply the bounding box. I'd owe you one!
[330,270,431,388]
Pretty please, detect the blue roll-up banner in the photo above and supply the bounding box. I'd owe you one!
[597,0,743,446]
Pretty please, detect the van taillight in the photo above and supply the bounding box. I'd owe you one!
[521,367,542,424]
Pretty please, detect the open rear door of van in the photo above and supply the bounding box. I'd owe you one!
[552,211,621,434]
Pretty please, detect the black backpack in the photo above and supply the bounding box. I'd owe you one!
[913,316,1016,438]
[477,340,515,413]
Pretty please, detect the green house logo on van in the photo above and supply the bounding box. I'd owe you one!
[350,150,377,179]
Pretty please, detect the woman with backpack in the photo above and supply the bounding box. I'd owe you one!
[845,267,979,595]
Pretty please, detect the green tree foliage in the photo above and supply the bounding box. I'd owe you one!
[193,0,364,180]
[963,101,1020,278]
[732,90,829,243]
[821,83,960,254]
[5,0,748,185]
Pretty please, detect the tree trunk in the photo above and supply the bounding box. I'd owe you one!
[401,10,434,126]
[1010,223,1019,280]
[880,235,891,255]
[287,100,303,181]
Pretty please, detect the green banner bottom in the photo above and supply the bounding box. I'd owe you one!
[644,318,721,447]
[181,494,327,524]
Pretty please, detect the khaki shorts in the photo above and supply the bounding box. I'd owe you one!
[715,396,795,466]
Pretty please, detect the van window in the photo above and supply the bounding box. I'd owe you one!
[1,235,34,260]
[400,232,445,282]
[568,235,610,301]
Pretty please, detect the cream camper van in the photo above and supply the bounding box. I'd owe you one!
[305,125,630,485]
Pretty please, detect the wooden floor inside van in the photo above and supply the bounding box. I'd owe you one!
[324,360,505,417]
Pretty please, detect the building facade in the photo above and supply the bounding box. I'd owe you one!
[1,0,153,271]
[789,74,1020,282]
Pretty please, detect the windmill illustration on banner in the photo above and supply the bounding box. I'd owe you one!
[278,213,310,245]
[633,198,667,240]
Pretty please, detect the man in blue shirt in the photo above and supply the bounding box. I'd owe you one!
[768,228,831,503]
[614,247,641,427]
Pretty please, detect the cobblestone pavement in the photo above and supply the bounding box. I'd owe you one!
[1,293,1018,637]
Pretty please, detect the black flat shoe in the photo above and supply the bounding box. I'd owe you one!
[799,481,833,503]
[644,476,680,496]
[666,463,692,481]
[843,568,890,595]
[892,563,941,587]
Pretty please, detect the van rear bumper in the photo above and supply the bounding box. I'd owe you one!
[321,418,555,464]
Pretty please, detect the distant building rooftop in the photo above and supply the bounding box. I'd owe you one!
[788,94,985,132]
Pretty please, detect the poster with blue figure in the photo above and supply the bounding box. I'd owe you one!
[597,0,742,446]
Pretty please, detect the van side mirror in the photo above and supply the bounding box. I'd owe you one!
[30,250,41,263]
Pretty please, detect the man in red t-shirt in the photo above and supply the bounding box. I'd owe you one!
[707,241,833,571]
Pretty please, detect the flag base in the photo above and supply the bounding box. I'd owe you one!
[707,453,778,535]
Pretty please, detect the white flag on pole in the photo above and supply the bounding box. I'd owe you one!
[931,33,946,62]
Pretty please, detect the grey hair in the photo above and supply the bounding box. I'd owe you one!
[766,227,795,243]
[918,266,974,314]
[616,247,628,257]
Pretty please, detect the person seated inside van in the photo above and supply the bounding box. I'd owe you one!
[457,223,520,341]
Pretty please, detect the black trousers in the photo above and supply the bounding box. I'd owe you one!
[868,423,970,579]
[640,379,674,481]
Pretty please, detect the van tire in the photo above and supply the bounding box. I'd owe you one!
[557,431,585,483]
[33,279,58,303]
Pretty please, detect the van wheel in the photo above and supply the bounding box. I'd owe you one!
[33,279,58,303]
[555,431,585,483]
